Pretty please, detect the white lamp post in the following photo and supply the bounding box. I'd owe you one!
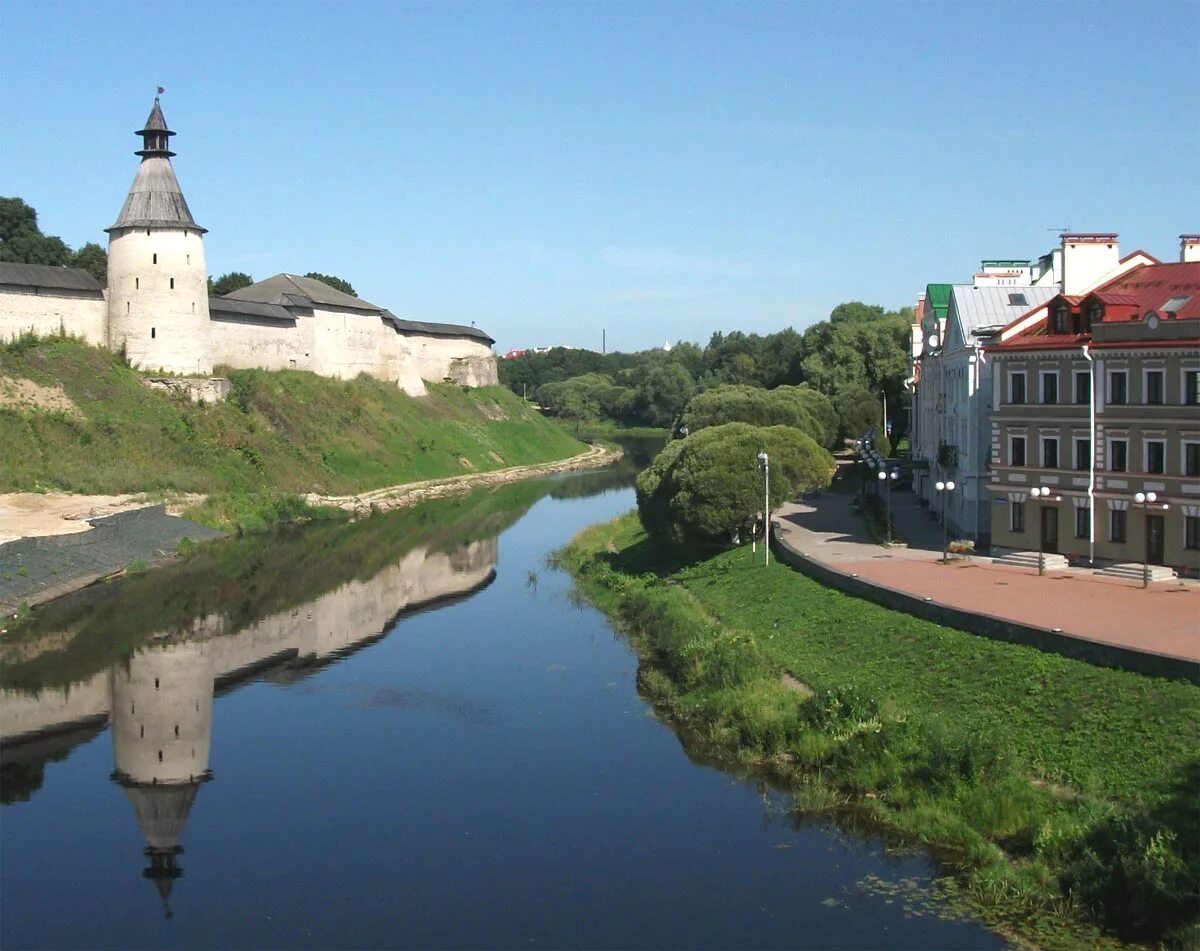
[877,468,899,543]
[1133,491,1169,588]
[935,480,956,561]
[1029,487,1062,575]
[757,450,770,566]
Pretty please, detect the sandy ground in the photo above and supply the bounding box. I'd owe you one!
[0,493,202,545]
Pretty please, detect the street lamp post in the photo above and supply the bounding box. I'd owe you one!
[877,467,899,543]
[1133,491,1169,588]
[1029,486,1062,576]
[753,451,772,564]
[935,480,956,562]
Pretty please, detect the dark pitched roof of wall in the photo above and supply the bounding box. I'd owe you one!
[0,262,104,295]
[225,274,382,312]
[208,297,296,323]
[380,310,495,345]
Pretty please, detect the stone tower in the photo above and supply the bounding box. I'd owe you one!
[106,98,212,374]
[110,640,214,917]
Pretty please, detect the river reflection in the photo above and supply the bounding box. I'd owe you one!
[1,455,1005,950]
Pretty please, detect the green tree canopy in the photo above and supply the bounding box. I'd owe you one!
[304,272,356,297]
[636,422,835,545]
[209,271,254,296]
[0,197,70,267]
[633,361,694,428]
[68,242,107,284]
[535,373,633,421]
[679,384,837,448]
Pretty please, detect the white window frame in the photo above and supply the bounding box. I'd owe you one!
[1039,369,1059,405]
[1143,367,1165,405]
[1008,369,1027,405]
[1183,439,1200,478]
[1073,435,1092,471]
[1108,437,1129,473]
[1009,433,1027,467]
[1108,369,1128,405]
[1181,367,1200,406]
[1143,438,1167,475]
[1041,435,1059,469]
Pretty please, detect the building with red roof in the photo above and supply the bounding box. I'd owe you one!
[985,237,1200,576]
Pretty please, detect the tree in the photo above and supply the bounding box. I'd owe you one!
[0,197,70,267]
[209,271,254,296]
[636,422,835,545]
[69,242,107,283]
[837,385,883,442]
[632,361,694,428]
[304,272,356,297]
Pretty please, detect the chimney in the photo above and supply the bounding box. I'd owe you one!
[1181,234,1200,263]
[1060,233,1120,296]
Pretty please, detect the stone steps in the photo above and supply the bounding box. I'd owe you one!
[992,551,1071,572]
[1094,563,1178,583]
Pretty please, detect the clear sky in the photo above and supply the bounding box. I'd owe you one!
[4,0,1197,352]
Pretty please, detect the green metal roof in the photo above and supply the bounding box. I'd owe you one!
[980,259,1030,267]
[925,283,952,318]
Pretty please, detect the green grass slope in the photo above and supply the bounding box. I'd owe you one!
[0,335,584,499]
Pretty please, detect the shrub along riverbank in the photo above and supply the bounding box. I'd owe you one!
[0,335,585,530]
[559,512,1199,949]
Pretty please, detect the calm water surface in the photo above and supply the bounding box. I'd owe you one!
[1,459,1005,949]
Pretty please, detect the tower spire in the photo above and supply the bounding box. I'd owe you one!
[135,97,176,159]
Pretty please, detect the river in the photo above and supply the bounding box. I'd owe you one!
[0,449,1005,949]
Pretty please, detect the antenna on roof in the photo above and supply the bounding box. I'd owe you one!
[1047,226,1070,234]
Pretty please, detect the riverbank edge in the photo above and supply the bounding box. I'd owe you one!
[1,444,621,616]
[557,512,1195,950]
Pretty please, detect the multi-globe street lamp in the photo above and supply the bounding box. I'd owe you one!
[1133,491,1170,588]
[757,450,770,567]
[934,479,956,562]
[1029,486,1062,576]
[877,467,899,544]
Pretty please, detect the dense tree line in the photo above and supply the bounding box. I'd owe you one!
[500,300,912,442]
[0,197,107,283]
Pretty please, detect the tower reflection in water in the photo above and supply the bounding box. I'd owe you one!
[2,535,499,917]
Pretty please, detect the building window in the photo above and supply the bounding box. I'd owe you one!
[1145,440,1166,475]
[1010,371,1027,405]
[1041,436,1059,469]
[1185,370,1200,406]
[151,327,156,339]
[1145,370,1164,405]
[1109,439,1128,472]
[1109,370,1128,405]
[126,301,130,313]
[1074,437,1091,471]
[1074,370,1091,405]
[135,277,139,290]
[1010,435,1026,466]
[153,253,157,265]
[1186,442,1200,478]
[1041,371,1059,404]
[1011,501,1025,533]
[1075,506,1090,539]
[1110,509,1127,544]
[1186,516,1200,550]
[1087,302,1102,328]
[170,277,175,290]
[1052,304,1069,334]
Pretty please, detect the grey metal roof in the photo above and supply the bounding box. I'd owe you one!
[381,310,495,344]
[0,261,103,294]
[948,284,1059,340]
[107,156,204,233]
[208,297,295,323]
[226,274,382,312]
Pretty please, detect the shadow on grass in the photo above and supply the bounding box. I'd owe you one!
[601,531,723,578]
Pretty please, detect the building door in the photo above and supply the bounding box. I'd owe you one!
[1146,514,1166,566]
[1040,505,1059,553]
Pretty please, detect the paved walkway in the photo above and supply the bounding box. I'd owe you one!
[773,486,1200,667]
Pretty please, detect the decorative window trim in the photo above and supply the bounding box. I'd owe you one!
[1008,370,1028,405]
[1039,369,1059,404]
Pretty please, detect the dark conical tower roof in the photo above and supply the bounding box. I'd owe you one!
[107,97,204,233]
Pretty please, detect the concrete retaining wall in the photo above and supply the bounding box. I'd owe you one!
[770,522,1200,684]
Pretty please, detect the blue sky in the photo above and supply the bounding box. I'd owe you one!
[4,1,1197,352]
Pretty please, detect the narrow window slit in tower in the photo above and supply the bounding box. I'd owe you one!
[135,278,139,289]
[153,253,157,264]
[151,328,156,339]
[174,724,180,737]
[154,677,160,689]
[170,278,175,289]
[158,750,163,762]
[140,725,144,738]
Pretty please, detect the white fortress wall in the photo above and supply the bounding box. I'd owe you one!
[210,313,313,373]
[0,290,108,345]
[403,333,499,387]
[309,306,390,381]
[0,672,112,743]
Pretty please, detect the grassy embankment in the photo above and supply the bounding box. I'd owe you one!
[559,512,1199,949]
[0,334,585,530]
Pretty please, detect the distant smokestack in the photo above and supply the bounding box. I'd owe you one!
[1181,234,1200,263]
[1060,233,1119,296]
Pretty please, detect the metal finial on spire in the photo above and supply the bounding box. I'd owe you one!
[157,85,165,96]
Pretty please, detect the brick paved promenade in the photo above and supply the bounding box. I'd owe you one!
[773,486,1200,667]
